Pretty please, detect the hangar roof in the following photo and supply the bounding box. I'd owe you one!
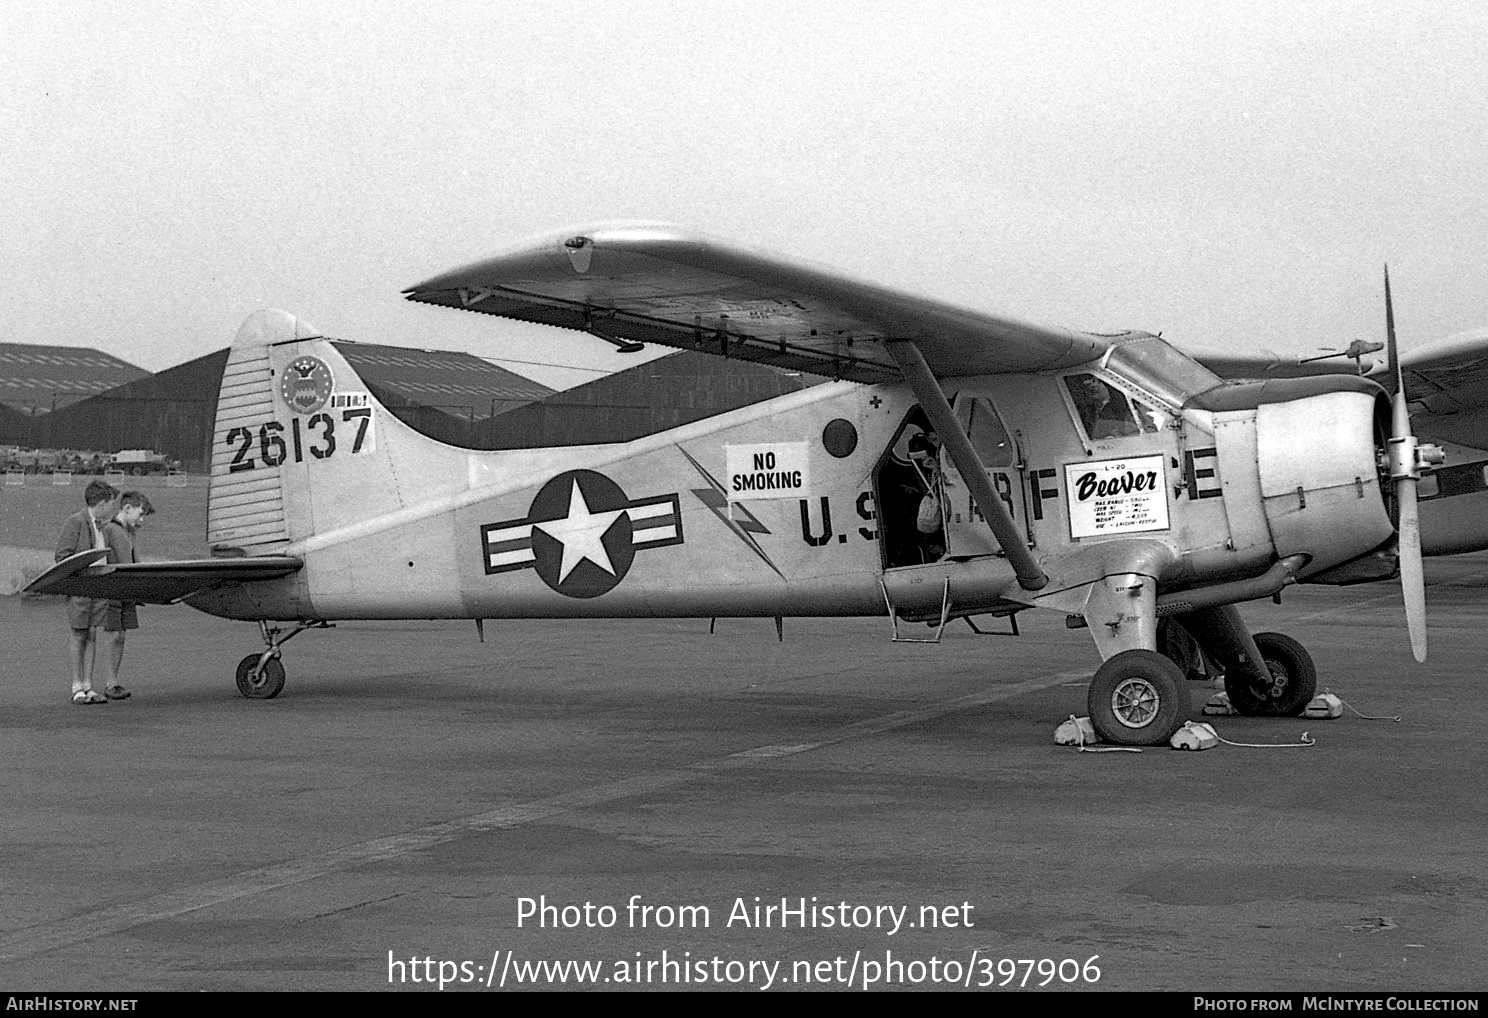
[330,340,553,417]
[0,343,149,414]
[473,349,825,448]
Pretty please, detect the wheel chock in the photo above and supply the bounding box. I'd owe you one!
[1054,715,1098,746]
[1304,692,1344,719]
[1202,691,1239,715]
[1170,721,1219,751]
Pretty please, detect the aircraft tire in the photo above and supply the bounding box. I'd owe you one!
[235,654,286,699]
[1088,649,1189,746]
[1223,631,1316,717]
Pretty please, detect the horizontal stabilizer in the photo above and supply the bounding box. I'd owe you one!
[24,550,302,604]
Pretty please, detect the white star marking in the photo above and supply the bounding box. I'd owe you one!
[532,480,627,582]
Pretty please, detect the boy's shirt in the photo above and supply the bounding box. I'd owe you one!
[102,518,139,565]
[55,508,109,562]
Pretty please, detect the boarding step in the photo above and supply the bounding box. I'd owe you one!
[879,576,952,643]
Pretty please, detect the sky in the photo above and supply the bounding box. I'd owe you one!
[4,1,1486,389]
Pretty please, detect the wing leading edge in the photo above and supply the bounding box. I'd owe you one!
[403,222,1109,380]
[26,550,302,604]
[1399,328,1488,416]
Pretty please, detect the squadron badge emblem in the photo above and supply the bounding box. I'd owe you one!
[280,356,334,414]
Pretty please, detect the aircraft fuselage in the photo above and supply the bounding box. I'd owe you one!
[189,333,1399,630]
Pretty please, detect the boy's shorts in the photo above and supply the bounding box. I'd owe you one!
[103,600,138,632]
[67,596,108,631]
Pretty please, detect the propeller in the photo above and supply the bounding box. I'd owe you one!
[1382,266,1428,662]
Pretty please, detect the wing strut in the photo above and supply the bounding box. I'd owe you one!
[883,340,1048,591]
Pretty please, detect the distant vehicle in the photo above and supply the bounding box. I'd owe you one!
[111,449,173,475]
[2,448,73,474]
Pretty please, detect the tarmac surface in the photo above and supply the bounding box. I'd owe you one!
[1,478,1485,992]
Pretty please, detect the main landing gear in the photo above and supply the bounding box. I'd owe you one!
[1087,649,1190,745]
[235,619,330,699]
[1158,608,1318,718]
[1081,598,1319,744]
[1075,573,1192,746]
[1222,631,1317,717]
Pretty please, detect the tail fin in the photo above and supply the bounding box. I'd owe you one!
[207,310,476,557]
[208,311,319,555]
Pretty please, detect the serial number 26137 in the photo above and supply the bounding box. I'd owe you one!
[225,409,372,473]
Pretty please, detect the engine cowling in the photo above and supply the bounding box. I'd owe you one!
[1196,377,1396,579]
[1253,388,1394,576]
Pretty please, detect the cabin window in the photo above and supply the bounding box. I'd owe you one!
[954,396,1016,467]
[1065,374,1141,439]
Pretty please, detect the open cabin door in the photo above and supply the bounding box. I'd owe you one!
[872,408,944,569]
[872,396,1024,570]
[941,393,1024,558]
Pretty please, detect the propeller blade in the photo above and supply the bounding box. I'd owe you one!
[1384,265,1400,396]
[1384,268,1427,661]
[1395,395,1427,663]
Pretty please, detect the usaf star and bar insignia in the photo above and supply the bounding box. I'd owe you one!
[480,469,684,598]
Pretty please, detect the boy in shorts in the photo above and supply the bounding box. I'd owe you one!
[100,491,155,700]
[55,480,119,704]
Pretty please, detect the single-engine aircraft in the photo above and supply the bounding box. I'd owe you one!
[26,224,1452,746]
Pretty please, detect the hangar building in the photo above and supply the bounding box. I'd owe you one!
[0,343,148,416]
[0,340,819,472]
[0,341,554,471]
[472,350,822,449]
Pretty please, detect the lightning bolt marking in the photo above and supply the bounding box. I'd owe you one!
[678,446,784,579]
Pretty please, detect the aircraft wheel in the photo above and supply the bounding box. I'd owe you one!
[1157,617,1207,680]
[1088,649,1190,746]
[1223,632,1316,717]
[235,654,285,699]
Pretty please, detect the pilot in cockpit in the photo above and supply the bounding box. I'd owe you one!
[1067,374,1141,439]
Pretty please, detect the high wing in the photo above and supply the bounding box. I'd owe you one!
[26,550,302,604]
[406,222,1133,593]
[403,222,1107,380]
[1179,342,1383,379]
[1398,327,1488,448]
[1183,327,1488,450]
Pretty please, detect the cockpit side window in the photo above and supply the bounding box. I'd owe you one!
[954,396,1016,467]
[1065,373,1141,439]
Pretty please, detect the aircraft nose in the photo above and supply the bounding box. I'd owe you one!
[1251,389,1395,577]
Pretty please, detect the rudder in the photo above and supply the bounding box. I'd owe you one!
[208,311,320,555]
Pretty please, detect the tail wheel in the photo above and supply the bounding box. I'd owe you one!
[1223,631,1316,717]
[1088,649,1190,746]
[236,654,286,699]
